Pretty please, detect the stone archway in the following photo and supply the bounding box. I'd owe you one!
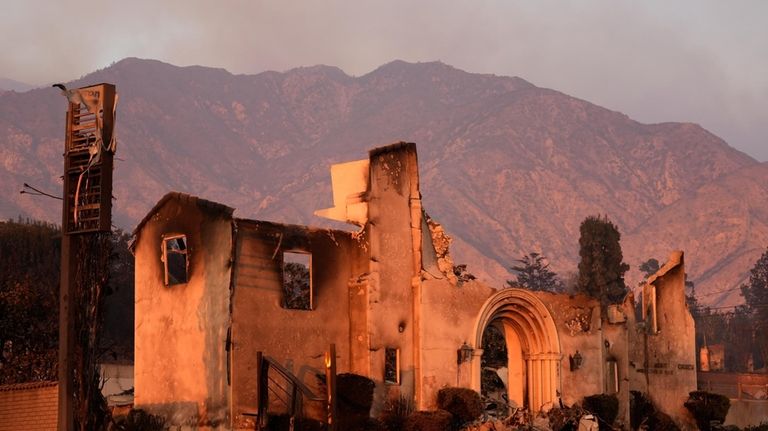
[472,289,561,412]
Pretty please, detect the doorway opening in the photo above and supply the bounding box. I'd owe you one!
[473,289,561,413]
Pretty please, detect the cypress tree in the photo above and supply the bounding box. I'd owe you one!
[577,215,630,309]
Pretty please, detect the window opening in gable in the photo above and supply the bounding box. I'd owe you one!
[384,348,400,385]
[162,234,188,286]
[282,251,312,310]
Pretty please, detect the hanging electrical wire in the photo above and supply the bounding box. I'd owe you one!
[19,183,62,200]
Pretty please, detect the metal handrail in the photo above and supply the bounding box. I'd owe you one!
[263,356,324,402]
[253,348,336,431]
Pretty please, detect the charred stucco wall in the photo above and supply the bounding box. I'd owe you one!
[537,293,604,407]
[600,299,634,428]
[420,279,494,409]
[230,220,363,426]
[131,145,700,430]
[365,143,423,409]
[630,251,697,429]
[133,196,233,428]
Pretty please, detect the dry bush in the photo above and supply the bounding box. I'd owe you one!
[380,395,415,431]
[547,405,583,431]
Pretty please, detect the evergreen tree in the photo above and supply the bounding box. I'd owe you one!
[740,247,768,369]
[507,252,563,293]
[638,258,660,278]
[576,215,630,309]
[0,220,60,384]
[0,220,135,383]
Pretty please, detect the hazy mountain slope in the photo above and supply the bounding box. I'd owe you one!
[0,77,35,93]
[624,162,768,305]
[0,58,763,305]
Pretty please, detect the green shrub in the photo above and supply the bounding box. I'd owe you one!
[630,390,654,430]
[684,391,730,431]
[646,410,680,431]
[404,410,454,431]
[583,394,619,430]
[336,373,376,429]
[436,387,482,425]
[112,409,166,431]
[337,373,376,413]
[266,414,327,431]
[628,391,680,431]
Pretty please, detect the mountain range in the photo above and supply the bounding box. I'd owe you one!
[1,58,765,306]
[0,77,35,93]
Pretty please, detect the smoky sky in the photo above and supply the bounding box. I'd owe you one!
[2,0,766,160]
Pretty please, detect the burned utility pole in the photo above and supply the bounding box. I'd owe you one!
[57,83,117,431]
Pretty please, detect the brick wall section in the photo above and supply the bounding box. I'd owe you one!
[0,381,58,431]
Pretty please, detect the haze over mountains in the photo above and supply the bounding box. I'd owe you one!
[0,77,35,93]
[1,58,765,306]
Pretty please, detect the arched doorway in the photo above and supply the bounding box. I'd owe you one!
[472,289,561,412]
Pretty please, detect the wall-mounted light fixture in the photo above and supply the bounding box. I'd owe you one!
[457,342,474,364]
[398,322,406,333]
[569,350,583,371]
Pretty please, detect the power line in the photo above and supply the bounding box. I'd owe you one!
[19,183,62,200]
[695,286,743,298]
[692,303,768,316]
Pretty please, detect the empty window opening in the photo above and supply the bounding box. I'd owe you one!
[605,359,619,394]
[384,348,400,385]
[282,251,312,310]
[162,235,188,286]
[642,285,658,334]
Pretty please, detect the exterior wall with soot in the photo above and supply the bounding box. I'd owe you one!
[230,220,365,427]
[133,195,233,428]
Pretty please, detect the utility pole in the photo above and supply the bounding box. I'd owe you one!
[58,83,117,431]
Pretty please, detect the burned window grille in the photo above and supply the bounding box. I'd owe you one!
[384,348,400,385]
[282,251,312,310]
[162,235,188,286]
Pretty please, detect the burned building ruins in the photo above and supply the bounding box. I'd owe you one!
[131,142,697,429]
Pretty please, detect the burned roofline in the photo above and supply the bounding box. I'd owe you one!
[234,218,354,239]
[130,192,235,253]
[129,191,357,254]
[132,191,235,237]
[646,250,684,286]
[369,141,416,157]
[133,144,417,238]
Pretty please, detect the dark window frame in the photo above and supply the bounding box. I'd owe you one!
[281,250,313,310]
[605,359,619,394]
[384,347,400,385]
[162,234,188,286]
